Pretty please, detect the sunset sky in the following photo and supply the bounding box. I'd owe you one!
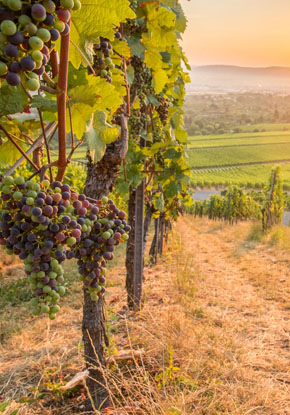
[180,0,290,68]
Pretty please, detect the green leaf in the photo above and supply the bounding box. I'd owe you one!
[0,140,25,167]
[30,96,57,113]
[70,0,135,69]
[93,111,119,144]
[0,85,28,117]
[126,36,146,58]
[85,122,106,163]
[117,181,129,194]
[67,75,123,139]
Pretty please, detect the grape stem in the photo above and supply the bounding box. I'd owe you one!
[50,49,59,78]
[56,28,70,181]
[40,85,58,94]
[2,122,56,178]
[38,110,54,182]
[0,124,39,172]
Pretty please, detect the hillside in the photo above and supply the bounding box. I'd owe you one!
[189,65,290,93]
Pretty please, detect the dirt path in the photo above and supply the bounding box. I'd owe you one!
[168,216,290,414]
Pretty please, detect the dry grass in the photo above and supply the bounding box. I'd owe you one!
[0,217,290,414]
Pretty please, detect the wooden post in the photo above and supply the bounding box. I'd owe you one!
[132,180,144,310]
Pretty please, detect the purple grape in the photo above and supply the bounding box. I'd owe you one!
[79,207,87,216]
[6,72,20,86]
[35,288,43,296]
[52,181,62,189]
[21,56,36,71]
[41,275,50,284]
[77,217,85,225]
[61,184,70,192]
[118,211,126,220]
[34,66,45,75]
[44,240,54,249]
[69,220,77,229]
[31,3,46,20]
[9,61,22,73]
[40,263,49,271]
[58,205,65,214]
[61,215,70,224]
[27,234,37,242]
[78,194,86,201]
[103,252,111,260]
[19,252,28,260]
[31,207,42,217]
[45,195,53,205]
[4,44,18,58]
[43,205,53,216]
[62,191,70,200]
[8,32,24,45]
[61,22,70,36]
[44,13,54,26]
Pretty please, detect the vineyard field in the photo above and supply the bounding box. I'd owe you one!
[189,126,290,187]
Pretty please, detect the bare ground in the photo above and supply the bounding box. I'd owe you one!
[0,216,289,414]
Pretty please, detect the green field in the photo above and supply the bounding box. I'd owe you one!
[189,126,290,188]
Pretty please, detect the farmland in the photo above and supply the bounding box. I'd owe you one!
[189,127,290,188]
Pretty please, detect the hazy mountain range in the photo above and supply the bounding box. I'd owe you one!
[188,65,290,94]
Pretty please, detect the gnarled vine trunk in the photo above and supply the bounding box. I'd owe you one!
[83,115,128,411]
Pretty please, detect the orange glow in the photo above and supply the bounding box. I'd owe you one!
[180,0,290,67]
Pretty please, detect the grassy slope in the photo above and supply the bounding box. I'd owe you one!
[0,218,290,414]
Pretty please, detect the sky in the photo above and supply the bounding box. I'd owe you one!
[179,0,290,68]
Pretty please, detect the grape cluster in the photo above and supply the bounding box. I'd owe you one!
[0,0,81,89]
[131,56,154,102]
[92,36,117,83]
[156,96,169,126]
[0,176,130,319]
[70,199,129,301]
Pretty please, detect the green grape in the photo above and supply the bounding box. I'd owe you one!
[72,0,81,10]
[3,176,14,186]
[7,0,22,11]
[101,196,108,203]
[102,231,111,239]
[36,28,51,42]
[28,36,44,50]
[0,32,7,43]
[26,197,35,205]
[31,298,39,307]
[42,179,50,187]
[1,20,17,36]
[49,313,56,320]
[14,176,25,185]
[32,182,40,192]
[13,191,23,200]
[58,286,66,296]
[25,78,40,91]
[32,307,41,316]
[121,233,129,241]
[25,22,37,35]
[1,186,12,194]
[43,0,55,13]
[100,69,107,77]
[51,304,60,313]
[35,60,42,69]
[27,190,37,198]
[60,0,74,9]
[41,305,50,314]
[19,15,31,26]
[67,236,76,247]
[54,20,65,33]
[90,292,98,301]
[43,285,52,293]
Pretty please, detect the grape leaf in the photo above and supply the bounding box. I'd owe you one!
[93,111,119,144]
[70,0,135,69]
[31,96,57,112]
[67,75,123,139]
[0,140,25,168]
[85,122,106,163]
[0,85,28,117]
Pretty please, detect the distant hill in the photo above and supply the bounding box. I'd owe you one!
[188,65,290,94]
[195,65,290,78]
